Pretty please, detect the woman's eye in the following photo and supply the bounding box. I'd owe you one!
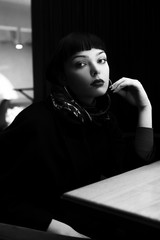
[98,58,107,64]
[75,62,86,68]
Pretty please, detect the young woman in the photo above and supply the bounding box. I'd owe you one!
[0,32,154,239]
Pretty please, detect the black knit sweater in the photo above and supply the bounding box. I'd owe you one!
[0,93,154,233]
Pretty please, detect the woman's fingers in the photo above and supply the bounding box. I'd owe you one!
[110,77,151,108]
[110,77,139,93]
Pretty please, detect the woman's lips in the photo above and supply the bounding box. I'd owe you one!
[90,79,104,87]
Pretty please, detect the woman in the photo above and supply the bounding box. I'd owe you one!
[0,32,154,239]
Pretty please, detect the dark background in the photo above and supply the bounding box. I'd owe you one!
[31,0,160,133]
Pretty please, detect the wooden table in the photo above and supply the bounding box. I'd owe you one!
[62,161,160,238]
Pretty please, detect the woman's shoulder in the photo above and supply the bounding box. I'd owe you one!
[6,97,56,129]
[20,99,50,116]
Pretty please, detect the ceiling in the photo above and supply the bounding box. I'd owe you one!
[2,0,30,5]
[0,0,31,44]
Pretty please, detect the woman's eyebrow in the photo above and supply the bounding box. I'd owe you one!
[71,51,105,60]
[72,55,87,60]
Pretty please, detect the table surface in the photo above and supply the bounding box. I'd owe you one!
[63,161,160,228]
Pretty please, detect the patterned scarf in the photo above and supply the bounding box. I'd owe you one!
[50,85,111,125]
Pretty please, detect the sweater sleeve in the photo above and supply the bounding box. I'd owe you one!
[134,127,154,162]
[1,200,53,231]
[0,107,61,232]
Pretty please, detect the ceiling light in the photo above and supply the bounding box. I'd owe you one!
[15,43,23,49]
[15,27,23,50]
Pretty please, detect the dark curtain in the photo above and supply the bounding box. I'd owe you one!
[31,0,160,132]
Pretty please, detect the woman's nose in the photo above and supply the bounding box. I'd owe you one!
[90,63,100,77]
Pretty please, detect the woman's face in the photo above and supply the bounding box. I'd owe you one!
[64,48,110,105]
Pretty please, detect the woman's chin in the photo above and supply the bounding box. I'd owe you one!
[94,87,108,96]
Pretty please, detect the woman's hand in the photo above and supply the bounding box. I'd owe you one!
[110,77,151,110]
[110,77,152,128]
[47,219,90,239]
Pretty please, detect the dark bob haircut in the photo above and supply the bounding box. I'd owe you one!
[46,32,107,84]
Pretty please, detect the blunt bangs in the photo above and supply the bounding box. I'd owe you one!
[59,32,106,62]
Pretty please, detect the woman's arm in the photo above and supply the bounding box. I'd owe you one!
[110,77,152,128]
[110,77,154,161]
